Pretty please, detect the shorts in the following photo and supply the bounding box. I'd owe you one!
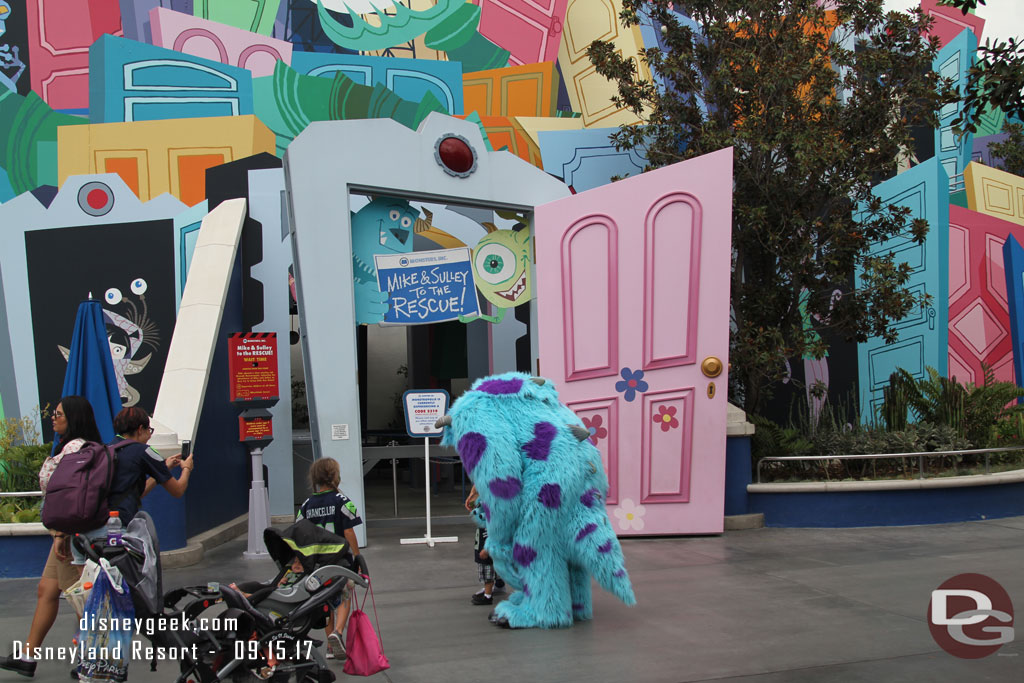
[328,579,354,609]
[42,541,81,591]
[70,526,108,566]
[477,563,497,584]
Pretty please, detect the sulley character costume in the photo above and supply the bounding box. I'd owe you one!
[436,372,635,628]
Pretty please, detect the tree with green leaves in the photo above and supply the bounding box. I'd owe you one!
[587,0,954,413]
[942,0,1024,130]
[989,121,1024,176]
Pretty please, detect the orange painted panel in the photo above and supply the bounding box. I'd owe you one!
[177,154,225,207]
[103,157,141,198]
[458,114,543,168]
[463,62,559,117]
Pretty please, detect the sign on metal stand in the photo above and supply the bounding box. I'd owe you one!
[228,332,279,559]
[400,389,457,547]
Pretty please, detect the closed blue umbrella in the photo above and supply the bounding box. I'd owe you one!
[61,297,121,443]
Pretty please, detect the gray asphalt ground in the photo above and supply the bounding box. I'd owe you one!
[1,515,1022,682]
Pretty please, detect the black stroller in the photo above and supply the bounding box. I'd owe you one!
[74,516,368,682]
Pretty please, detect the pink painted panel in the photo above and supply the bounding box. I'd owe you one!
[566,397,619,505]
[535,147,733,535]
[150,7,291,77]
[643,193,701,369]
[560,216,618,380]
[641,388,694,503]
[472,0,568,66]
[948,205,1016,386]
[920,0,984,48]
[27,0,123,109]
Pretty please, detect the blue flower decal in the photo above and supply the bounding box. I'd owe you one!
[615,367,648,402]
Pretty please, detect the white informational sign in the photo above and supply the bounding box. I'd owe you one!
[402,390,450,438]
[400,389,457,547]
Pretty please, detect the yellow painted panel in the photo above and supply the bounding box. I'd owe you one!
[58,116,275,203]
[965,161,1024,226]
[463,62,559,117]
[557,0,647,128]
[363,0,448,61]
[514,116,585,148]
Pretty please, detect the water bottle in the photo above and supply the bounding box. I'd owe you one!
[106,510,123,547]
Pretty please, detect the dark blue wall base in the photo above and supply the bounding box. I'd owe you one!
[725,436,752,516]
[749,480,1024,527]
[0,534,54,579]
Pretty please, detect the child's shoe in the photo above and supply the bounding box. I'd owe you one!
[471,592,493,605]
[326,632,346,660]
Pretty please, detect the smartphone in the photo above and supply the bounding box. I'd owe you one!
[181,439,191,459]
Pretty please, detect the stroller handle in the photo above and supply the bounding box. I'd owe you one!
[71,533,104,563]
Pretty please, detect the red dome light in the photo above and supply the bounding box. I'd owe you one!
[435,135,477,177]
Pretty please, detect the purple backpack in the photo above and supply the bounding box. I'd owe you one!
[41,440,124,533]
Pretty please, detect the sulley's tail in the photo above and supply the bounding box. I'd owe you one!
[570,508,636,606]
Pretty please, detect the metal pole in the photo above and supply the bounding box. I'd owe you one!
[424,437,433,547]
[243,447,271,559]
[918,455,924,479]
[392,458,398,517]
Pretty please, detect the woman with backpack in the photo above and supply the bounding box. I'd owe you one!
[0,395,103,677]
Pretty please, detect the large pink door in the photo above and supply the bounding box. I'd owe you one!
[948,205,1016,386]
[534,147,733,535]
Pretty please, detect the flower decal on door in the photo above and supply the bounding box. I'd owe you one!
[580,415,608,445]
[615,367,648,402]
[613,498,646,531]
[653,405,679,432]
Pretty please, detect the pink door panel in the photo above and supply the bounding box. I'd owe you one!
[536,147,733,535]
[473,0,568,65]
[948,205,1016,386]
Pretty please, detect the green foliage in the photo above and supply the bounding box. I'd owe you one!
[989,122,1024,177]
[0,499,41,524]
[587,0,953,412]
[0,443,50,493]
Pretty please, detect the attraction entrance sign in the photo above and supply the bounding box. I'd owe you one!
[285,114,733,539]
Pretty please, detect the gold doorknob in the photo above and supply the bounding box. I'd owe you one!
[701,357,723,378]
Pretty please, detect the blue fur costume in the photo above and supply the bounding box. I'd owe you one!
[438,372,636,628]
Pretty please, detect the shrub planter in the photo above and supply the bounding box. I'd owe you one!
[747,469,1024,527]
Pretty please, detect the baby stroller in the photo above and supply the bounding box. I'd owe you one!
[74,517,367,682]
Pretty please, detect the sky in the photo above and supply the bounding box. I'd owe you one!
[885,1,1024,46]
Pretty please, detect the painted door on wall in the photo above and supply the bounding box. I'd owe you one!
[857,157,950,421]
[534,147,732,535]
[473,0,568,66]
[26,0,122,110]
[1002,235,1024,397]
[948,206,1016,386]
[921,0,984,49]
[965,162,1024,227]
[933,29,976,187]
[463,61,559,117]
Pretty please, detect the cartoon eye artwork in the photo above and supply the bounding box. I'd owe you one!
[400,216,413,228]
[130,278,147,295]
[105,288,123,305]
[389,209,400,222]
[108,340,127,359]
[474,243,516,284]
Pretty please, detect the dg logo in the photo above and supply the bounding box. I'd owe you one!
[928,573,1014,658]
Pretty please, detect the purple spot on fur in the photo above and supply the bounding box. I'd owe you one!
[488,477,522,500]
[598,540,613,553]
[576,523,597,541]
[538,483,561,509]
[477,378,523,395]
[522,582,531,597]
[458,432,487,474]
[523,421,557,461]
[580,488,600,507]
[513,543,537,568]
[572,603,585,612]
[614,569,626,578]
[480,502,490,521]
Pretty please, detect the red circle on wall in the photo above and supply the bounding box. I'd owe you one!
[86,188,108,209]
[435,134,477,177]
[77,181,115,216]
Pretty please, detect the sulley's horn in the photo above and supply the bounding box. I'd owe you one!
[434,415,452,429]
[568,424,591,442]
[531,377,546,386]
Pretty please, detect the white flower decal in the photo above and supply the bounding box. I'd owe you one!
[613,498,646,531]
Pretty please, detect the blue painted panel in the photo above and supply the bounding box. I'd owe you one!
[933,29,977,187]
[89,34,253,123]
[173,201,208,311]
[748,480,1024,527]
[537,127,647,192]
[1002,234,1024,400]
[0,534,54,578]
[290,51,463,115]
[973,132,1009,167]
[857,157,950,422]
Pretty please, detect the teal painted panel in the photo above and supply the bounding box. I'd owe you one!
[933,29,976,187]
[857,157,950,422]
[290,51,463,115]
[173,200,208,311]
[89,34,253,123]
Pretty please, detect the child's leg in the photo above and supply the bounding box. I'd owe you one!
[325,607,335,636]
